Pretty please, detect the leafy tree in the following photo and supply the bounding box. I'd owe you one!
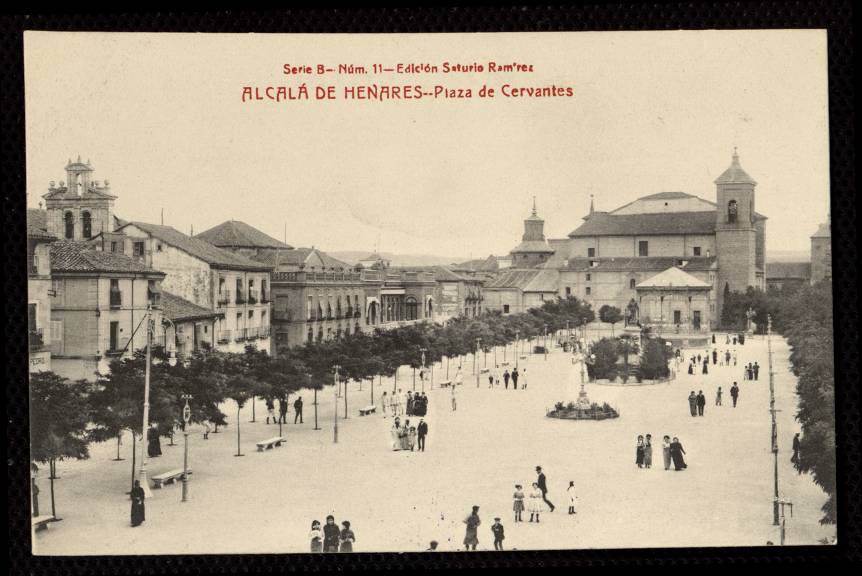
[588,338,619,380]
[638,337,671,380]
[30,372,92,517]
[599,305,624,336]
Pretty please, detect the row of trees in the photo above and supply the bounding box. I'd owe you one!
[587,334,670,382]
[30,297,597,513]
[770,280,836,524]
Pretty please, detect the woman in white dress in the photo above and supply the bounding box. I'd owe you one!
[390,418,402,451]
[528,482,544,523]
[381,392,390,418]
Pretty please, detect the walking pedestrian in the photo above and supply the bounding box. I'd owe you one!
[662,435,672,470]
[406,391,414,416]
[130,480,146,527]
[463,505,481,551]
[536,466,555,512]
[635,435,645,468]
[791,432,801,470]
[521,368,528,389]
[670,437,687,470]
[278,396,288,424]
[712,349,718,364]
[265,397,276,424]
[731,382,740,407]
[528,482,544,522]
[753,362,760,381]
[408,425,417,452]
[293,395,304,424]
[147,426,162,458]
[491,518,505,550]
[503,370,510,389]
[309,520,323,552]
[450,385,457,411]
[323,515,340,552]
[381,391,390,418]
[513,484,525,522]
[702,360,709,375]
[339,521,355,552]
[512,367,519,389]
[715,386,723,406]
[417,419,428,452]
[696,390,706,416]
[688,391,698,417]
[567,481,577,514]
[488,372,494,388]
[644,434,653,468]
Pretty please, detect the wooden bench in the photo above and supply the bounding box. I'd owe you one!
[439,380,453,388]
[152,468,192,488]
[479,368,490,374]
[359,405,377,416]
[256,436,286,452]
[32,515,56,531]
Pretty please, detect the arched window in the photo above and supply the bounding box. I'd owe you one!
[81,211,92,239]
[727,200,738,224]
[64,212,74,239]
[629,278,636,289]
[405,297,418,321]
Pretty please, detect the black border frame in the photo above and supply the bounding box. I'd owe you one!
[4,3,857,572]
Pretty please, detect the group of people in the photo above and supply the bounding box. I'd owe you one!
[462,506,508,551]
[309,515,355,553]
[486,367,527,390]
[381,389,428,418]
[511,466,563,524]
[743,362,760,381]
[686,347,742,375]
[636,435,687,471]
[264,395,304,425]
[389,417,428,451]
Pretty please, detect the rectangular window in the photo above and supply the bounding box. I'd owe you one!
[565,286,571,296]
[693,246,702,256]
[133,242,145,257]
[110,241,118,253]
[109,279,122,308]
[638,240,649,257]
[673,310,682,324]
[503,304,510,314]
[248,310,254,319]
[587,247,595,257]
[50,320,63,342]
[109,321,119,352]
[586,287,592,296]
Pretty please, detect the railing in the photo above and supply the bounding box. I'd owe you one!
[235,293,247,305]
[261,295,271,304]
[248,294,258,305]
[105,347,124,357]
[29,328,44,348]
[259,325,270,338]
[271,270,363,284]
[217,294,231,307]
[354,310,361,318]
[109,291,122,309]
[217,330,231,344]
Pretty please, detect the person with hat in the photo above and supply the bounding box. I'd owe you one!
[463,505,481,551]
[536,466,555,512]
[512,484,525,522]
[339,520,355,553]
[322,515,340,552]
[491,517,505,550]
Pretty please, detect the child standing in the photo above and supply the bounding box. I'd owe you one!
[491,518,505,550]
[567,481,577,514]
[339,520,355,553]
[513,484,525,522]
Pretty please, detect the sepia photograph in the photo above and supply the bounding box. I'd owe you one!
[21,28,838,556]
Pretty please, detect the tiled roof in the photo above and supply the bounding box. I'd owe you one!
[453,255,502,272]
[160,291,222,322]
[28,208,48,231]
[714,151,757,185]
[252,247,351,270]
[27,223,56,241]
[564,256,717,273]
[638,191,693,200]
[636,266,711,290]
[765,262,811,279]
[50,241,164,274]
[523,269,559,292]
[510,240,555,254]
[568,211,718,237]
[485,269,542,290]
[432,266,469,282]
[122,222,271,271]
[43,187,117,201]
[195,220,293,250]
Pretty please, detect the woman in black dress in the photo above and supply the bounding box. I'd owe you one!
[635,435,645,468]
[669,437,687,470]
[130,480,146,527]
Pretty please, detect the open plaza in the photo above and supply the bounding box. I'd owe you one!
[32,329,834,554]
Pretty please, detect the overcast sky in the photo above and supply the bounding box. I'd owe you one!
[25,30,829,260]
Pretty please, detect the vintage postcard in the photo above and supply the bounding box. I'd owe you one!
[25,30,835,555]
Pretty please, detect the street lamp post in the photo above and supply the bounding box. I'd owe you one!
[139,307,155,499]
[476,338,481,387]
[333,365,340,444]
[768,315,780,525]
[181,394,192,502]
[515,330,520,369]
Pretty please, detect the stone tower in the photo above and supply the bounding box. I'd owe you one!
[43,157,117,241]
[714,150,758,310]
[810,216,831,284]
[510,197,555,268]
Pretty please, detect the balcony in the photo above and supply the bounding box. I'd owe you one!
[217,330,231,344]
[217,294,231,308]
[248,294,258,305]
[235,328,248,342]
[354,310,361,318]
[29,328,44,349]
[259,325,270,338]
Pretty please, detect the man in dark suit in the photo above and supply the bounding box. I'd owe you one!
[696,390,706,416]
[536,466,555,512]
[511,368,519,389]
[293,395,304,424]
[417,419,428,452]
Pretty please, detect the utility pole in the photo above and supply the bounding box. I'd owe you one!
[777,498,793,545]
[476,338,481,387]
[333,365,340,444]
[419,347,427,393]
[139,307,154,499]
[181,394,192,503]
[515,330,520,369]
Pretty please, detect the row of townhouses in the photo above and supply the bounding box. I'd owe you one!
[27,158,488,381]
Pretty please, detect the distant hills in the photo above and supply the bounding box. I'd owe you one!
[327,250,469,268]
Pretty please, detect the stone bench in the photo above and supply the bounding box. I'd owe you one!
[359,405,377,416]
[479,368,490,374]
[32,515,56,531]
[256,436,286,451]
[152,468,192,488]
[439,380,453,388]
